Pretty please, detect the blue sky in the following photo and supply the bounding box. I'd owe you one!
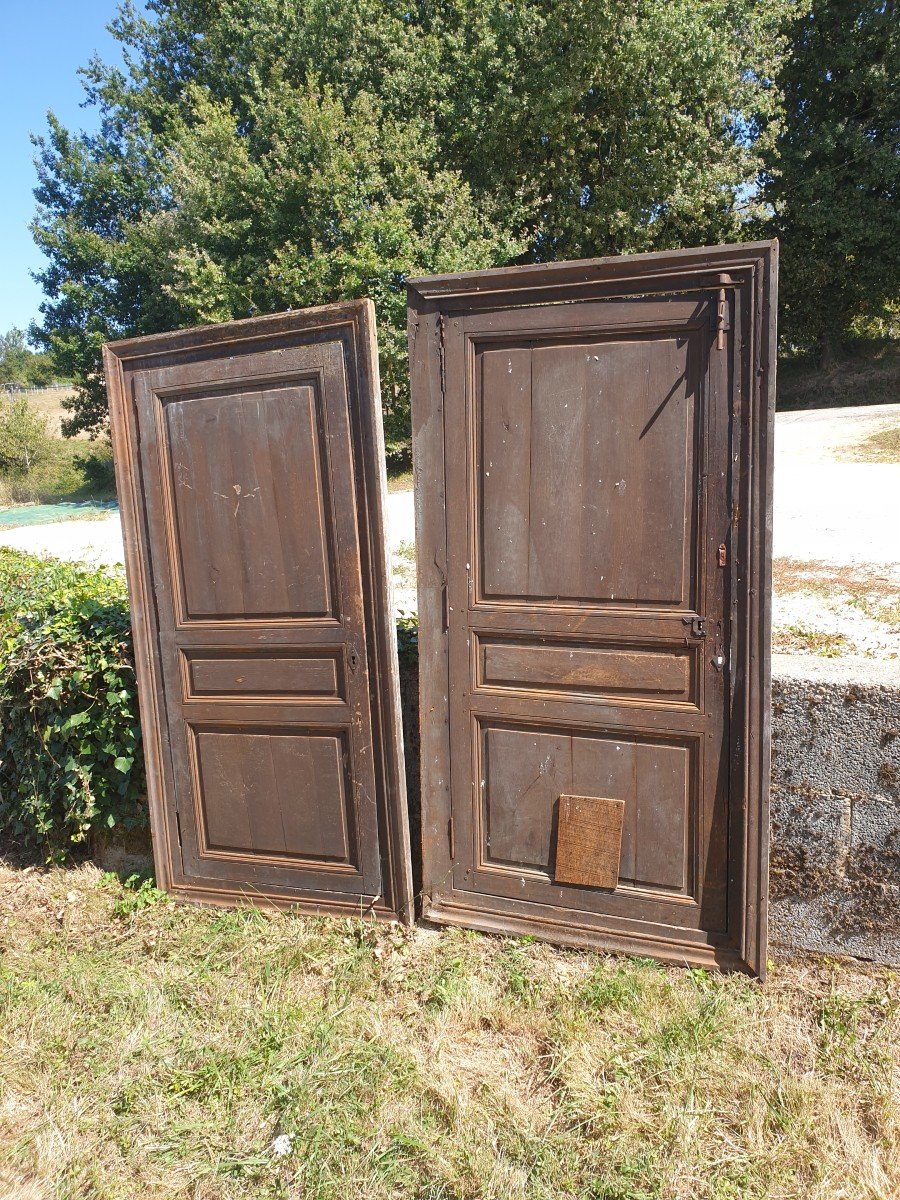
[0,0,126,336]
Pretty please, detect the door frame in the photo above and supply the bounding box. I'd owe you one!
[408,241,777,975]
[104,300,414,921]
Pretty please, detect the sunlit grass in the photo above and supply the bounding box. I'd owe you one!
[0,858,897,1199]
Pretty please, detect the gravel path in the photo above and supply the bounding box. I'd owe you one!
[773,403,899,567]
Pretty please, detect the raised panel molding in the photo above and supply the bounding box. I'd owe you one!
[477,720,695,896]
[191,726,357,868]
[476,636,697,707]
[162,380,337,622]
[477,334,698,609]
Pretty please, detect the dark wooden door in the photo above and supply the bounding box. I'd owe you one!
[104,302,412,919]
[409,243,777,975]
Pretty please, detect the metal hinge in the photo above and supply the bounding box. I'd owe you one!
[438,313,447,393]
[716,285,731,351]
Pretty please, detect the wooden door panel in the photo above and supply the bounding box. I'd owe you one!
[182,649,343,700]
[410,243,777,975]
[192,727,357,865]
[475,636,698,707]
[163,382,335,620]
[479,334,698,607]
[105,302,412,918]
[475,722,703,900]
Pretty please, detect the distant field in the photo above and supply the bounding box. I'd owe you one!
[6,386,79,437]
[0,389,115,508]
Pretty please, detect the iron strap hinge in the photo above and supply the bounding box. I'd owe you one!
[438,313,447,393]
[715,275,733,351]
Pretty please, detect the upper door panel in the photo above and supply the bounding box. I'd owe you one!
[474,298,706,612]
[162,379,337,622]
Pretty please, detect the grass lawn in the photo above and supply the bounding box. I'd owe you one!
[0,858,897,1200]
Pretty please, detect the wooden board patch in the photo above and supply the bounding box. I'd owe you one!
[555,795,624,890]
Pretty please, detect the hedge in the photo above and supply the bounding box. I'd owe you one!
[0,546,421,853]
[0,548,146,851]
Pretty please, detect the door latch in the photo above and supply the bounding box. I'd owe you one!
[682,616,708,639]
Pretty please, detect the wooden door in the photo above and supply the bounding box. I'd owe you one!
[104,302,412,919]
[409,243,777,975]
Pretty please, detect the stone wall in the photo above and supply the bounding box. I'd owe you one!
[769,653,900,964]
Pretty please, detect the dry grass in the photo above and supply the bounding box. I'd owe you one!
[777,342,900,412]
[387,468,414,494]
[775,623,855,656]
[10,389,79,438]
[772,558,900,657]
[0,857,898,1199]
[840,423,900,464]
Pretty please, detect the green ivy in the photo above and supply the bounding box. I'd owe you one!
[0,548,146,851]
[395,611,419,673]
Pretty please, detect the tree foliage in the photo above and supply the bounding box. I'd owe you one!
[765,0,899,357]
[0,328,60,389]
[0,397,53,476]
[32,0,790,454]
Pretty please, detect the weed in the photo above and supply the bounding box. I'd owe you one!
[423,955,466,1010]
[578,962,645,1012]
[106,871,170,917]
[778,623,854,656]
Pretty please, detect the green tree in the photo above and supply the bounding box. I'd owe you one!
[451,0,790,260]
[0,397,52,476]
[0,328,62,389]
[31,0,790,457]
[765,0,899,359]
[0,329,33,388]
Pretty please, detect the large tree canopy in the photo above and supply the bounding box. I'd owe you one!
[32,0,790,454]
[765,0,899,359]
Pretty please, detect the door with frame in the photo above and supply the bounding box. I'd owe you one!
[409,242,777,975]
